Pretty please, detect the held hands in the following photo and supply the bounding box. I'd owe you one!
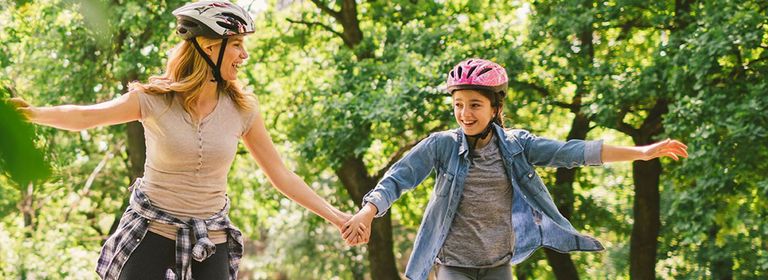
[341,203,376,246]
[639,138,688,161]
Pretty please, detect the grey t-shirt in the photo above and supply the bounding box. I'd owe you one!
[438,135,515,267]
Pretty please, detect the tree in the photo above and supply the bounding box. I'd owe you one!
[248,0,524,278]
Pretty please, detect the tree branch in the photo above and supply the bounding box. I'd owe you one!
[552,101,574,110]
[286,18,345,42]
[3,84,18,98]
[64,141,121,222]
[309,0,342,21]
[510,80,550,97]
[616,108,640,138]
[639,98,668,137]
[373,137,425,181]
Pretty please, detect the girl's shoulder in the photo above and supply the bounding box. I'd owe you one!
[428,129,462,144]
[501,128,534,141]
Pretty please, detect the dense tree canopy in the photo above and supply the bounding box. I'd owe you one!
[0,0,765,279]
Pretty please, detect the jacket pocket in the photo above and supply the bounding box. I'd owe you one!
[434,170,454,197]
[520,169,547,195]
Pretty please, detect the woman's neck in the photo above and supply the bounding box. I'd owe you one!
[193,80,219,105]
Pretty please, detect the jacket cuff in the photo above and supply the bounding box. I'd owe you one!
[362,192,389,218]
[584,140,604,166]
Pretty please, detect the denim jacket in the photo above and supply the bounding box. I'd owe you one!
[362,124,605,280]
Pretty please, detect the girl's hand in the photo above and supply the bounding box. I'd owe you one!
[342,203,376,246]
[640,138,688,161]
[8,97,35,120]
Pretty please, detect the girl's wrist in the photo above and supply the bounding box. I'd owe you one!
[362,203,378,218]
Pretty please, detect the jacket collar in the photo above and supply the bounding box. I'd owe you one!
[456,123,523,159]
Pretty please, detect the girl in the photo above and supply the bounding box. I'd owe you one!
[11,1,351,279]
[341,58,687,280]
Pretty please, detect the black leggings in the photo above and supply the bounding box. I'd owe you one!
[118,231,229,280]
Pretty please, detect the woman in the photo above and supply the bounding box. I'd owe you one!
[341,58,688,280]
[11,1,350,279]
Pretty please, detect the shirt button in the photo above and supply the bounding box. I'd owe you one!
[527,173,533,178]
[136,238,140,242]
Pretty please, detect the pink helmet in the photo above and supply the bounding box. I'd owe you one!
[446,58,508,95]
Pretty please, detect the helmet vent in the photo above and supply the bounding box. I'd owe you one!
[466,65,477,78]
[457,66,463,78]
[222,13,247,25]
[477,67,493,76]
[449,70,455,78]
[217,21,236,30]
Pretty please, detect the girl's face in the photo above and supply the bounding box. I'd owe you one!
[207,35,248,81]
[452,89,495,136]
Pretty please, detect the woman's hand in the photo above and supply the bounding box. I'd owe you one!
[9,97,35,120]
[639,138,688,161]
[342,203,376,246]
[334,211,353,234]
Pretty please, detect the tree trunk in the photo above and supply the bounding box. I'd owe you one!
[544,111,590,280]
[543,0,594,273]
[629,158,661,280]
[336,155,400,279]
[305,1,397,277]
[20,182,36,237]
[708,226,733,280]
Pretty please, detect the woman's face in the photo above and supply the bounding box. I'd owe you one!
[207,35,248,81]
[452,89,495,136]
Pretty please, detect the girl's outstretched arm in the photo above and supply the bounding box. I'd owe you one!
[9,92,141,131]
[602,139,688,163]
[242,97,350,231]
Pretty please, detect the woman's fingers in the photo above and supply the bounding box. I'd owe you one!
[9,97,30,108]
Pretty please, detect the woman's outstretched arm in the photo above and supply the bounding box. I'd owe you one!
[602,139,688,163]
[9,91,141,131]
[241,97,350,231]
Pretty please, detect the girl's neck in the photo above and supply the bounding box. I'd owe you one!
[468,132,493,149]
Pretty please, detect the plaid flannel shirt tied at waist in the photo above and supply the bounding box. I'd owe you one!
[96,179,244,280]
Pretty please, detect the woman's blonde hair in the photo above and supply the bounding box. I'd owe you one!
[129,36,253,116]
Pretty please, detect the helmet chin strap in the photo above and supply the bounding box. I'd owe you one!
[464,105,501,164]
[190,37,229,83]
[464,116,497,164]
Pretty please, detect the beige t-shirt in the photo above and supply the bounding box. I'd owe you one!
[137,91,257,244]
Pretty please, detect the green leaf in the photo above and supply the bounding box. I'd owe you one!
[0,100,51,187]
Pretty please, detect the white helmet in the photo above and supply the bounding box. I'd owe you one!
[172,1,255,40]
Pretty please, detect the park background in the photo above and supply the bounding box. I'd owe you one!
[0,0,766,279]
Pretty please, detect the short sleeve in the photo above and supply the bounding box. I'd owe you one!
[240,98,259,136]
[136,91,167,121]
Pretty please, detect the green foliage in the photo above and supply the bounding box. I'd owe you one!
[1,0,766,278]
[0,101,51,187]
